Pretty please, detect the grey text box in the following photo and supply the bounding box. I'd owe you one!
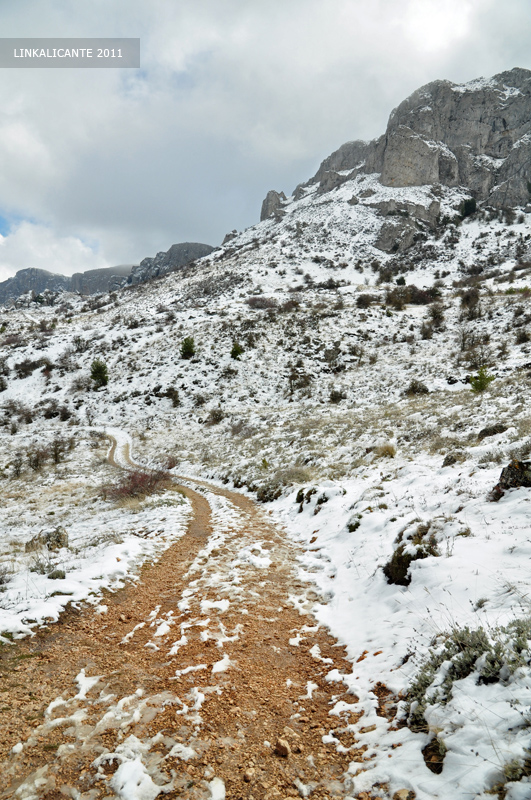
[0,38,139,68]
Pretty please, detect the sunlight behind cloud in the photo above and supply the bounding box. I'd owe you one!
[402,0,478,53]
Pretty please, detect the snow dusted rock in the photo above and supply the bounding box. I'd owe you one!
[381,125,459,188]
[260,190,287,221]
[298,67,531,209]
[367,198,440,226]
[222,229,238,244]
[374,218,417,253]
[126,242,214,286]
[382,68,531,205]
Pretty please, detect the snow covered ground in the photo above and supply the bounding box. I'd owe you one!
[0,164,531,796]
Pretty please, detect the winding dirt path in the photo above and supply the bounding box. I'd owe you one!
[0,437,366,800]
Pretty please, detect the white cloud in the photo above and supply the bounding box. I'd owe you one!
[0,222,105,281]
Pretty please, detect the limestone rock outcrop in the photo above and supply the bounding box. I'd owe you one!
[260,190,287,221]
[290,68,531,210]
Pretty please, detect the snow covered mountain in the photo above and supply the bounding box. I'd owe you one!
[1,70,531,798]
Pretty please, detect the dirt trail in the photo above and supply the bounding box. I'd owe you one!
[0,437,366,800]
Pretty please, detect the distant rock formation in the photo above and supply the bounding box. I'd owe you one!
[260,190,287,221]
[0,241,215,306]
[0,265,133,307]
[70,265,132,295]
[0,269,70,306]
[126,242,215,286]
[293,68,531,210]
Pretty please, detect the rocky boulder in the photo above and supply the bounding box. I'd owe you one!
[488,459,531,501]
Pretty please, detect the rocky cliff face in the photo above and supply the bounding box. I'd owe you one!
[0,269,71,306]
[70,265,133,295]
[126,242,215,286]
[264,68,531,212]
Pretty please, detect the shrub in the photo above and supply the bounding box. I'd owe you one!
[27,446,50,471]
[516,328,530,344]
[246,296,278,310]
[405,379,429,396]
[90,359,108,388]
[180,336,196,359]
[460,197,477,218]
[329,388,346,404]
[428,303,445,328]
[383,544,427,586]
[0,376,6,392]
[386,284,441,310]
[461,287,480,308]
[105,469,169,500]
[206,408,224,425]
[14,359,40,379]
[0,563,11,590]
[347,515,362,532]
[51,436,68,464]
[281,298,300,312]
[73,335,89,353]
[231,342,244,360]
[406,617,531,732]
[356,294,376,309]
[11,454,23,478]
[71,375,92,392]
[470,365,494,393]
[256,482,283,502]
[165,387,180,407]
[375,442,396,458]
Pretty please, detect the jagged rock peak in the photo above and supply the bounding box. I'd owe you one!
[276,67,531,212]
[260,190,287,221]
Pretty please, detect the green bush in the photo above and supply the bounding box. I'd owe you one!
[231,342,244,360]
[90,358,108,388]
[460,197,477,218]
[470,365,494,393]
[180,336,196,359]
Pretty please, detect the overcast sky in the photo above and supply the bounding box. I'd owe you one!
[0,0,530,279]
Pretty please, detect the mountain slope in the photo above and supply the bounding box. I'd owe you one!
[0,69,530,799]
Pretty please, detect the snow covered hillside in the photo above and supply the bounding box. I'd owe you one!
[1,71,531,799]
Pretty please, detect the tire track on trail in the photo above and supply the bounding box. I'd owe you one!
[0,433,368,800]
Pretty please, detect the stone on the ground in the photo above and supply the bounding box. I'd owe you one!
[274,738,291,757]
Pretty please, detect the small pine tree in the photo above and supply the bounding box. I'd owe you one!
[90,358,108,388]
[180,336,195,359]
[460,197,477,219]
[470,365,494,393]
[231,342,244,360]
